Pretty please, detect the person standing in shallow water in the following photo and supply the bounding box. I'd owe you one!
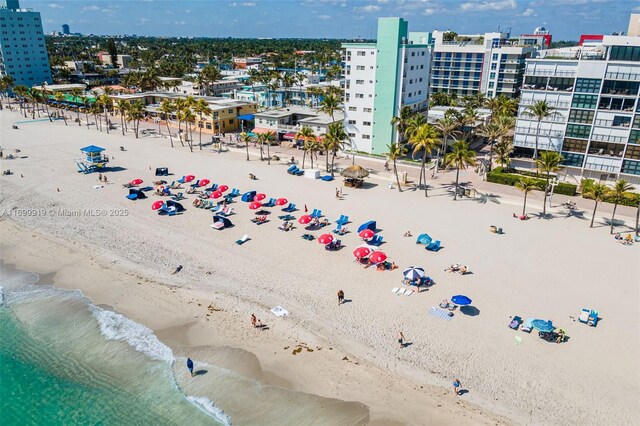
[186,357,194,377]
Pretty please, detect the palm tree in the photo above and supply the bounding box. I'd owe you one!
[322,122,348,177]
[391,106,414,143]
[318,93,341,122]
[90,101,103,131]
[408,123,440,197]
[53,92,68,125]
[434,115,461,171]
[386,142,407,192]
[193,98,212,150]
[443,141,477,201]
[13,85,28,117]
[586,183,609,228]
[536,151,564,216]
[79,95,91,129]
[239,131,252,160]
[116,99,129,135]
[477,122,505,164]
[494,138,514,169]
[173,98,187,146]
[158,99,176,147]
[181,108,196,152]
[40,84,53,122]
[404,114,427,141]
[304,137,320,169]
[515,179,537,216]
[262,131,275,164]
[295,125,316,168]
[0,75,15,110]
[127,101,145,139]
[609,179,634,234]
[522,100,559,160]
[281,73,296,106]
[69,88,84,126]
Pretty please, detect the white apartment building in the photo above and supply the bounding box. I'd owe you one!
[431,31,534,99]
[342,17,431,154]
[513,35,640,185]
[0,0,52,87]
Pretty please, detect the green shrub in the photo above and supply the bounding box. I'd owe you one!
[487,167,577,196]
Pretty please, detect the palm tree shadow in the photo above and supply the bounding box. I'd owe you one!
[562,210,588,221]
[471,191,502,205]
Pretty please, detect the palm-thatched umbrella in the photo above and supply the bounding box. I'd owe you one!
[340,165,369,188]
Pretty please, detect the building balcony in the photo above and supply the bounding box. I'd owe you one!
[518,114,566,123]
[593,118,632,128]
[605,71,640,81]
[521,84,573,92]
[503,59,525,65]
[591,133,628,143]
[519,99,570,108]
[525,69,576,77]
[501,68,519,74]
[515,127,564,137]
[498,78,518,84]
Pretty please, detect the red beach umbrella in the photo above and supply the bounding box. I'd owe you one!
[210,191,223,199]
[318,234,333,245]
[369,252,387,264]
[130,178,143,186]
[199,179,211,187]
[353,247,371,258]
[298,214,312,225]
[255,193,266,201]
[275,197,288,206]
[151,200,164,210]
[185,175,195,182]
[218,185,229,192]
[249,201,262,210]
[359,229,375,239]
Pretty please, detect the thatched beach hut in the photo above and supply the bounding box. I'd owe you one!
[340,165,369,188]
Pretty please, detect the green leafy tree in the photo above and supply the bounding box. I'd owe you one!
[515,179,537,216]
[116,99,129,135]
[494,138,514,169]
[193,98,212,150]
[158,99,176,147]
[391,106,414,143]
[322,122,348,176]
[53,92,68,125]
[386,142,407,192]
[586,183,609,228]
[239,131,252,161]
[408,123,440,197]
[609,179,634,234]
[522,100,559,160]
[295,125,316,169]
[443,141,477,201]
[536,151,564,216]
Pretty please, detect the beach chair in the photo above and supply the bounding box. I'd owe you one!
[579,309,599,327]
[310,209,322,218]
[282,203,296,212]
[521,318,534,333]
[370,235,384,246]
[287,165,298,174]
[263,198,276,207]
[171,192,185,201]
[508,316,522,330]
[190,180,201,188]
[219,207,234,217]
[229,188,241,197]
[321,175,334,181]
[357,221,376,233]
[236,234,250,245]
[426,240,441,252]
[332,224,343,234]
[336,215,349,226]
[177,175,186,184]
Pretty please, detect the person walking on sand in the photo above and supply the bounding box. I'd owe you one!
[337,290,344,305]
[398,331,405,348]
[335,188,340,199]
[187,357,194,377]
[251,313,257,328]
[453,379,462,395]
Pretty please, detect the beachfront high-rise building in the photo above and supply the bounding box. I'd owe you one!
[0,0,52,87]
[430,31,535,99]
[513,34,640,185]
[342,18,431,154]
[62,24,69,35]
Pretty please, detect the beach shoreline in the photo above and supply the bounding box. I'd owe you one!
[1,108,638,425]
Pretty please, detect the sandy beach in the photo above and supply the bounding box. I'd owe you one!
[1,108,639,425]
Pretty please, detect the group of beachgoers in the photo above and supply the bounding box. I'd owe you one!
[614,232,635,245]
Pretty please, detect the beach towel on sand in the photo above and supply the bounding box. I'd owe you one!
[428,307,453,321]
[271,306,289,317]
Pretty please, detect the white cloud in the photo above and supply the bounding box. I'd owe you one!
[460,0,517,12]
[174,20,187,25]
[521,7,535,16]
[633,6,640,12]
[318,14,332,20]
[185,9,191,13]
[423,8,435,15]
[81,5,101,11]
[357,4,381,12]
[48,3,63,9]
[230,1,256,6]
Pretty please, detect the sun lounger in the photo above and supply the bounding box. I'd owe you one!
[426,240,441,251]
[190,180,200,188]
[282,203,297,212]
[332,224,343,234]
[241,191,256,202]
[320,175,334,181]
[521,318,534,333]
[278,214,295,221]
[428,307,453,321]
[404,289,413,296]
[392,287,399,294]
[396,288,406,295]
[177,175,186,184]
[310,209,322,218]
[263,198,276,207]
[236,234,250,245]
[271,306,289,317]
[579,309,599,326]
[171,192,184,201]
[336,215,349,226]
[508,316,522,330]
[287,165,298,174]
[219,207,234,217]
[370,235,384,246]
[229,188,241,197]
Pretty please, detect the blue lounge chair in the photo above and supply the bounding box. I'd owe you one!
[190,180,201,188]
[416,234,432,245]
[126,188,147,200]
[426,240,441,252]
[332,224,343,234]
[282,203,297,212]
[241,191,256,202]
[310,209,322,218]
[370,235,384,246]
[521,318,534,333]
[171,192,184,201]
[278,214,295,221]
[287,165,298,174]
[357,221,376,233]
[158,200,185,216]
[336,215,349,226]
[229,188,241,197]
[177,175,186,184]
[263,198,276,207]
[236,234,250,245]
[205,183,218,192]
[140,186,154,192]
[321,175,334,181]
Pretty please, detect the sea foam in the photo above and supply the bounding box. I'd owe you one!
[187,396,232,426]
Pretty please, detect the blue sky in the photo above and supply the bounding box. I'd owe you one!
[24,0,640,40]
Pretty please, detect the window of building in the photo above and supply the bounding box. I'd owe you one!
[363,107,372,113]
[410,66,414,70]
[357,51,366,56]
[625,144,640,160]
[488,82,495,89]
[363,121,371,126]
[565,124,591,139]
[633,115,640,129]
[411,52,415,57]
[621,160,640,175]
[491,63,497,70]
[490,72,495,79]
[356,65,365,71]
[348,120,356,124]
[609,46,640,61]
[560,152,585,167]
[487,91,493,97]
[362,134,370,139]
[574,78,601,93]
[568,109,595,124]
[562,138,589,153]
[348,132,355,137]
[355,93,364,98]
[356,80,364,84]
[571,94,598,109]
[348,106,357,111]
[492,53,498,61]
[630,129,640,144]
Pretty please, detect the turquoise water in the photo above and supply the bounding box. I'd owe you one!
[0,268,227,426]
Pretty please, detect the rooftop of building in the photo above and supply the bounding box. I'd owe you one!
[255,105,343,123]
[109,91,255,108]
[32,83,86,91]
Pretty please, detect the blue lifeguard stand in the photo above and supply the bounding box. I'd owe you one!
[76,145,109,173]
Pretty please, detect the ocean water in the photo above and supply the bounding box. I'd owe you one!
[0,268,228,426]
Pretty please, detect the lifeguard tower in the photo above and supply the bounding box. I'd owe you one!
[76,145,109,173]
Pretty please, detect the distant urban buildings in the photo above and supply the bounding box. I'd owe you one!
[233,57,262,70]
[0,0,52,87]
[514,29,640,184]
[62,23,69,35]
[342,17,431,154]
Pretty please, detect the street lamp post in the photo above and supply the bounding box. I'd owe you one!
[548,177,559,207]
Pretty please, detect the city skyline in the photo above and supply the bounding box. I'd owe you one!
[24,0,638,40]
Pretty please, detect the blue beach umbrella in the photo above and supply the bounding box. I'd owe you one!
[531,319,554,332]
[451,295,472,306]
[403,267,425,280]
